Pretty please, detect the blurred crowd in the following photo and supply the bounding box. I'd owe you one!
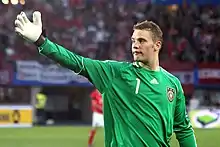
[1,0,220,67]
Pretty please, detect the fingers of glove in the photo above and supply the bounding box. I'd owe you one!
[33,11,42,26]
[15,27,24,36]
[21,12,30,23]
[16,14,25,25]
[14,19,24,31]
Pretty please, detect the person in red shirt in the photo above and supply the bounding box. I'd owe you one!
[88,89,103,147]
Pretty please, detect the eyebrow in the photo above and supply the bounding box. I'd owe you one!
[131,37,147,41]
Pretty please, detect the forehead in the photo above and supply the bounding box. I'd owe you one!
[131,29,152,39]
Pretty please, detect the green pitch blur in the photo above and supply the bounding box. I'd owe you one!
[0,126,219,147]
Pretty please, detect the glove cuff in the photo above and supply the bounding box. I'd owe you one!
[34,34,46,47]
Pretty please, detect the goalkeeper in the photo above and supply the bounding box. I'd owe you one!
[14,11,197,147]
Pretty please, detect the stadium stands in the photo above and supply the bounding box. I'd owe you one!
[1,1,220,66]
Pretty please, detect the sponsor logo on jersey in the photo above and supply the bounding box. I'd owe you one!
[167,87,175,102]
[150,78,159,84]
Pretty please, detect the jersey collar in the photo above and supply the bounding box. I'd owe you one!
[132,61,140,68]
[132,61,161,71]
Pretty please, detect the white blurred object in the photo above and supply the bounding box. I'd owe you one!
[5,47,15,56]
[46,119,54,125]
[189,96,200,111]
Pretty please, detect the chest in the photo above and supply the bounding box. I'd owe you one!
[113,69,177,107]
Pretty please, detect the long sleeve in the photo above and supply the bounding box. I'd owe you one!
[174,80,197,147]
[37,38,125,93]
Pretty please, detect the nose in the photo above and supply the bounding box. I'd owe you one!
[133,41,140,49]
[133,46,139,50]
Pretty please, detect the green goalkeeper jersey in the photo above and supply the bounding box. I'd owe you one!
[38,38,197,147]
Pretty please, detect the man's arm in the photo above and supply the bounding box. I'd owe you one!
[37,36,124,93]
[174,80,197,147]
[14,11,125,93]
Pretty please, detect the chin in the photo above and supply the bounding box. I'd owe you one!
[133,57,142,62]
[133,56,138,61]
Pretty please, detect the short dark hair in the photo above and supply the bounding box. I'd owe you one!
[133,20,163,44]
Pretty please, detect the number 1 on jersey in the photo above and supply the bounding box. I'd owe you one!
[135,78,140,94]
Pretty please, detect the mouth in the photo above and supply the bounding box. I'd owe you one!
[132,51,142,56]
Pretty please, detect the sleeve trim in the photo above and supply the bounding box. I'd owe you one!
[75,57,85,75]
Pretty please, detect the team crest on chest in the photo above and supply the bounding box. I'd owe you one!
[167,87,175,102]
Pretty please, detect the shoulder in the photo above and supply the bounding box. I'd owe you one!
[161,67,177,79]
[102,60,132,69]
[102,60,130,65]
[160,67,182,92]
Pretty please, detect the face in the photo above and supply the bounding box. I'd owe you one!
[131,29,161,63]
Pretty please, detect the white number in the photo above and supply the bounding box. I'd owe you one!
[135,78,140,94]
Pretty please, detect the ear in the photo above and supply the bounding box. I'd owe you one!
[154,40,162,52]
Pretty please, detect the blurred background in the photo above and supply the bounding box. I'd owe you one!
[0,0,220,147]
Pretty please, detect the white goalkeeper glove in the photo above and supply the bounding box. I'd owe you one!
[14,11,42,42]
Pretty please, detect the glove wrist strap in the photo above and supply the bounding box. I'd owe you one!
[34,29,47,47]
[34,34,45,47]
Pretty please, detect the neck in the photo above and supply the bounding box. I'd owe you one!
[139,57,159,71]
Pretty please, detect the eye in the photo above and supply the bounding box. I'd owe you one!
[138,38,146,43]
